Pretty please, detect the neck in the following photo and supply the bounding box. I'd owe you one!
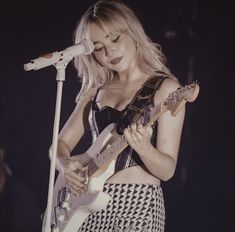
[116,67,149,83]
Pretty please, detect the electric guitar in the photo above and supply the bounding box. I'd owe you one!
[42,82,200,232]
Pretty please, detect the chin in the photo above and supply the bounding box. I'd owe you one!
[112,65,130,73]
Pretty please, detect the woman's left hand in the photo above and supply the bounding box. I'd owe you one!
[123,122,153,155]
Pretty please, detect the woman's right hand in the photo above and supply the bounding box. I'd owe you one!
[59,157,88,196]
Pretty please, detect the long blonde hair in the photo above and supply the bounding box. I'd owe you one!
[74,0,175,100]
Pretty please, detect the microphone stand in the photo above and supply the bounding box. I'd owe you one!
[42,60,69,232]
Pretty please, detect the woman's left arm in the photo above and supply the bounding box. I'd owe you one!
[124,78,185,181]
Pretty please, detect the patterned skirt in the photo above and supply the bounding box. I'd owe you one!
[78,183,165,232]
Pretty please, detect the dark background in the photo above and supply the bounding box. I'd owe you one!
[1,0,234,231]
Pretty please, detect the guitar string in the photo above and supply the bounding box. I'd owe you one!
[83,106,158,176]
[79,84,193,176]
[81,103,163,177]
[83,135,126,176]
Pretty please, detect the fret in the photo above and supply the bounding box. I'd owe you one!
[84,82,199,177]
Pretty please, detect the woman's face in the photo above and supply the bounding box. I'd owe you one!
[88,23,138,75]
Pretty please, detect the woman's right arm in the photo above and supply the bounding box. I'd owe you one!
[55,88,96,195]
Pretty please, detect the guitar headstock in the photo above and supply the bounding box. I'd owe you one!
[167,81,200,116]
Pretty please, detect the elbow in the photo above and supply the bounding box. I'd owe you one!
[161,171,175,182]
[48,140,67,160]
[160,158,177,181]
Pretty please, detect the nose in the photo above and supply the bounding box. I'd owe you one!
[105,45,114,58]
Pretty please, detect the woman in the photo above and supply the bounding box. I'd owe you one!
[56,1,185,231]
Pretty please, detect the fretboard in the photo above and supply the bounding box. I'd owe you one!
[85,99,168,177]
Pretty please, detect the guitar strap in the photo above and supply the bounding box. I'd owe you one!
[116,74,167,135]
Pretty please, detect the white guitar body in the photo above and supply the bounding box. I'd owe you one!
[43,124,117,232]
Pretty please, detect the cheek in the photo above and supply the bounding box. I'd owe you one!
[123,39,137,57]
[93,53,106,65]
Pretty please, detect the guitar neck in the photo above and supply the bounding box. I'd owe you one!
[86,133,128,177]
[86,100,167,177]
[86,81,199,177]
[147,99,169,125]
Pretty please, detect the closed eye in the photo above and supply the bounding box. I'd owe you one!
[112,35,120,42]
[94,46,103,52]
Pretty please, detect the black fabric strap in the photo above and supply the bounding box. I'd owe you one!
[116,75,166,134]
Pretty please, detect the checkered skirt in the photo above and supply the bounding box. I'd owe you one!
[78,183,165,232]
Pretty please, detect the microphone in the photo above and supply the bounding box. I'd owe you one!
[24,39,94,71]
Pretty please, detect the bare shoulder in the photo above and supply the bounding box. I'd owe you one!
[59,88,97,139]
[75,87,97,106]
[154,78,181,103]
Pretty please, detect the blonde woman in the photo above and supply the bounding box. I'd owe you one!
[56,1,185,231]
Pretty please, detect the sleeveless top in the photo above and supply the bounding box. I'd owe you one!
[88,76,166,172]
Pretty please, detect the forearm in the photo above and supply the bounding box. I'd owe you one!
[137,144,177,181]
[49,140,71,172]
[124,123,178,181]
[57,140,71,159]
[55,140,87,195]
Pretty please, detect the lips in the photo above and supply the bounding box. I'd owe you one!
[109,57,122,65]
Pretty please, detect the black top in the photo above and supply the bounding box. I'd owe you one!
[91,92,157,172]
[89,74,167,172]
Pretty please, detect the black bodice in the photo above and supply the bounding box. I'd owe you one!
[91,96,155,172]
